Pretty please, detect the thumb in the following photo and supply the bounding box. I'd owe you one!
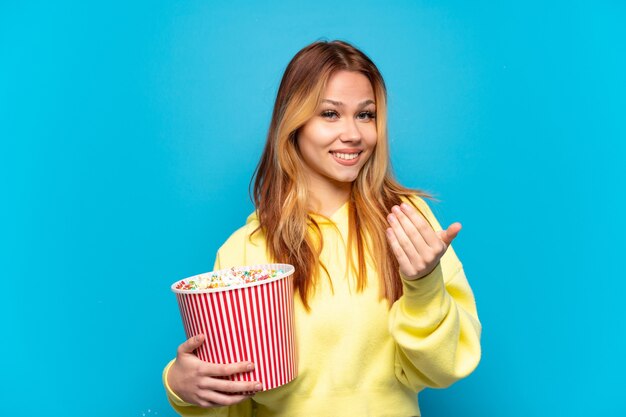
[438,222,462,246]
[178,334,205,355]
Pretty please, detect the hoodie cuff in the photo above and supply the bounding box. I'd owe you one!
[163,359,195,407]
[400,263,447,300]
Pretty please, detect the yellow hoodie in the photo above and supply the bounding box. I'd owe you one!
[163,197,481,416]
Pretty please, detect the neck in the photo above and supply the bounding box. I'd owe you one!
[307,179,351,218]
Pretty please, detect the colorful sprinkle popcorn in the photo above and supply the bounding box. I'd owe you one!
[175,267,285,291]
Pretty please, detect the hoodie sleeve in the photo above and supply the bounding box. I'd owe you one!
[389,197,482,390]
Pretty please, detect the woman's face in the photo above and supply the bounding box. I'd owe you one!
[297,70,378,192]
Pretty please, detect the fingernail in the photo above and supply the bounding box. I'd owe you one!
[247,363,254,371]
[401,203,410,210]
[254,383,263,390]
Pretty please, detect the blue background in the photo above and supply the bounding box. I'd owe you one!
[1,1,624,416]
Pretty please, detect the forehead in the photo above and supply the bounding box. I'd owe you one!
[323,71,375,102]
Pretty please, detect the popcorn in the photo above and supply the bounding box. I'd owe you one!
[174,267,285,291]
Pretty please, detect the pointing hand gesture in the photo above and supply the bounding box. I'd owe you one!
[385,203,461,280]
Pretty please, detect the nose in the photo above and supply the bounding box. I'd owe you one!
[339,118,362,143]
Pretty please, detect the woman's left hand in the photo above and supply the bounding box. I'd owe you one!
[386,203,461,280]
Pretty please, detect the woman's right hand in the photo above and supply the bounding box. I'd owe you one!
[167,334,263,408]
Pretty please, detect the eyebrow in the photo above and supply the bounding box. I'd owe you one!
[321,99,375,107]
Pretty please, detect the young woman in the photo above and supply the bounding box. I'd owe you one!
[163,40,481,417]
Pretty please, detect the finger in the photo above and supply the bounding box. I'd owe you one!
[197,391,254,408]
[204,361,255,377]
[399,203,441,248]
[200,376,263,394]
[387,211,423,266]
[386,227,419,277]
[177,334,206,356]
[438,222,462,246]
[391,205,431,253]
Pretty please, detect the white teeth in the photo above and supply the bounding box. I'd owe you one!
[332,152,360,160]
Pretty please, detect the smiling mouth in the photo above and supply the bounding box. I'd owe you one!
[330,151,362,160]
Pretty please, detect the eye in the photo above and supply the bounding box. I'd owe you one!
[357,111,376,121]
[321,110,339,120]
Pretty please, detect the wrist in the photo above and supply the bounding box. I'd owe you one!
[401,262,440,281]
[163,359,190,406]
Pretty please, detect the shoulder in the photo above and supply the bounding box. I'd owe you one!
[214,211,270,269]
[220,212,263,249]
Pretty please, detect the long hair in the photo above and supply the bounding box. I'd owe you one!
[252,40,428,309]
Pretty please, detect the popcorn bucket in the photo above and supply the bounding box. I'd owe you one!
[171,264,297,391]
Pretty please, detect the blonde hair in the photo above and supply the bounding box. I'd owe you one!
[252,40,428,309]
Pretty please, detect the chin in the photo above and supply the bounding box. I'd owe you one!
[332,173,360,184]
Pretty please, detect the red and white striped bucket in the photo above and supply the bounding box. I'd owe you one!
[171,264,297,391]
